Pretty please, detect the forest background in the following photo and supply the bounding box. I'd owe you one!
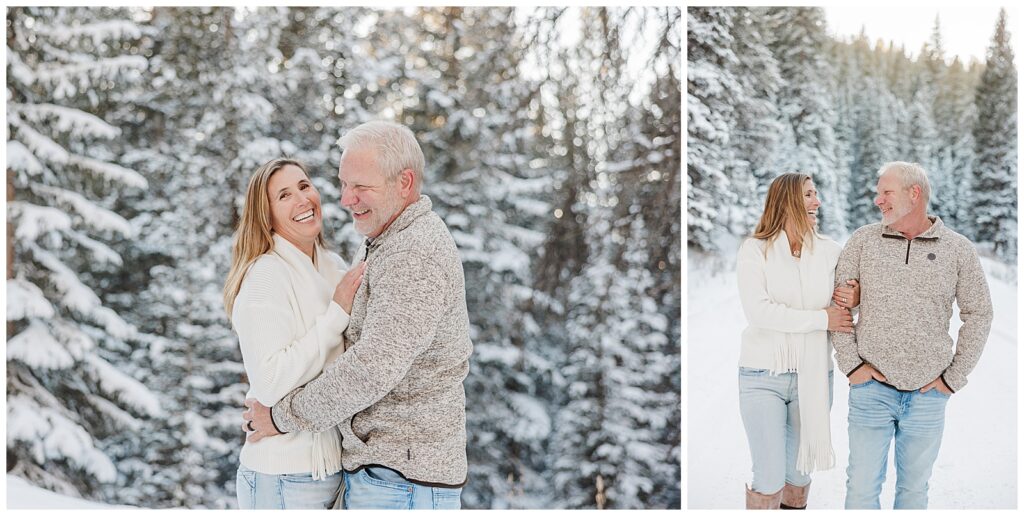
[688,6,1017,261]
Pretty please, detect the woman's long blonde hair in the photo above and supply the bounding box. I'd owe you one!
[222,158,325,316]
[752,173,817,252]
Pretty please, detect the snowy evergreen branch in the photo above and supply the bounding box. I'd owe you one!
[7,140,47,177]
[11,102,121,139]
[33,20,143,45]
[32,184,134,237]
[7,278,57,322]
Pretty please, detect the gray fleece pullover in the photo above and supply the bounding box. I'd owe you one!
[832,216,993,392]
[272,195,473,487]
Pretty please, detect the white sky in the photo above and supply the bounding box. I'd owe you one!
[823,3,1019,64]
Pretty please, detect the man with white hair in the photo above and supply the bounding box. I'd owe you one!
[242,121,472,509]
[832,161,993,509]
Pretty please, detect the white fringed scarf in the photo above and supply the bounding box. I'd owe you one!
[766,231,836,475]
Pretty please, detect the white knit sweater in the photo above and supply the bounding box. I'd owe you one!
[232,234,350,475]
[736,231,840,370]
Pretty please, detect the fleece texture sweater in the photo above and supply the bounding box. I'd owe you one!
[233,234,350,477]
[832,216,993,392]
[272,195,473,487]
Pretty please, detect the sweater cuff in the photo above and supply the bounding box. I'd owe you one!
[846,361,866,378]
[271,389,302,434]
[269,406,287,434]
[940,373,957,394]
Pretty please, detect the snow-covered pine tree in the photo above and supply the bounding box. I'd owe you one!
[762,7,847,235]
[923,17,965,229]
[634,11,684,507]
[726,8,784,235]
[6,6,162,500]
[972,8,1017,260]
[601,7,680,508]
[949,57,980,239]
[552,201,677,509]
[610,9,682,508]
[830,33,862,221]
[548,7,680,509]
[905,84,941,208]
[517,7,606,507]
[848,76,899,229]
[687,7,740,251]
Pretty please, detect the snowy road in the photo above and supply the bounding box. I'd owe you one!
[687,250,1017,509]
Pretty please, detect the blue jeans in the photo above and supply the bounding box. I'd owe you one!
[845,379,949,509]
[738,367,834,494]
[343,465,463,509]
[235,464,342,509]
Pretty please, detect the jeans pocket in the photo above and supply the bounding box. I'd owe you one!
[345,469,414,510]
[280,472,343,509]
[236,465,256,509]
[362,467,412,491]
[237,465,257,490]
[849,379,875,389]
[739,367,771,377]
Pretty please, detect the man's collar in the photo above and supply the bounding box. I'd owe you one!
[881,215,943,240]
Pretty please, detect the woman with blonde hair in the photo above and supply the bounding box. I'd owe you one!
[223,157,366,509]
[736,173,860,509]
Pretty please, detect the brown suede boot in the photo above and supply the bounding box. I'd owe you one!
[745,485,784,510]
[780,481,810,509]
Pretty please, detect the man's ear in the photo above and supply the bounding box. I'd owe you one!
[910,184,922,203]
[398,168,416,198]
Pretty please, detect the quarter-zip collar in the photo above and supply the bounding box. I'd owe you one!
[881,215,943,241]
[880,216,942,265]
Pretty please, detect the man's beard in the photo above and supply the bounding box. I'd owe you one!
[355,184,404,236]
[882,203,911,225]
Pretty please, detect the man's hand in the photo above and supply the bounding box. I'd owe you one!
[242,398,281,443]
[832,279,860,309]
[849,363,887,385]
[919,377,953,396]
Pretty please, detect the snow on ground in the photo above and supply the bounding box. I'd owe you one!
[5,474,131,509]
[687,244,1017,509]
